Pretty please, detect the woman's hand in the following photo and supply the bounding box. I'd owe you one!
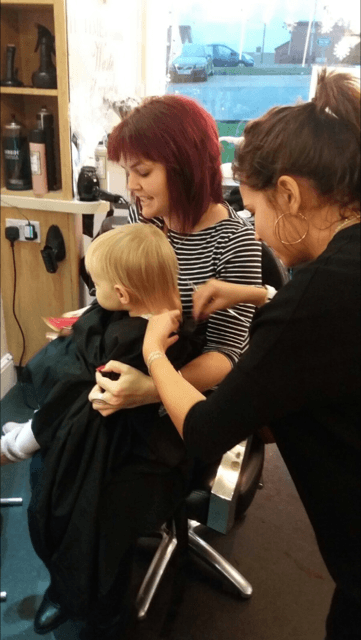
[143,310,182,364]
[192,279,237,320]
[192,279,268,320]
[88,361,160,416]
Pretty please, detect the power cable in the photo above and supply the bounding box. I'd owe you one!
[5,227,26,369]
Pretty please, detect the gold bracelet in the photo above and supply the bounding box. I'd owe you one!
[147,351,167,376]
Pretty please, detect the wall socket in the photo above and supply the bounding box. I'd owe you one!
[5,218,41,243]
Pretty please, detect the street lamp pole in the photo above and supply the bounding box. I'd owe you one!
[309,0,318,62]
[302,0,317,67]
[261,22,266,64]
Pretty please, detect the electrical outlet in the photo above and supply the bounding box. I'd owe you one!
[5,219,41,243]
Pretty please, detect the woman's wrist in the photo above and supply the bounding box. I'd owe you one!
[254,285,277,306]
[147,351,167,377]
[143,370,162,403]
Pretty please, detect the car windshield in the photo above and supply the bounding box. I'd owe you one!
[181,44,206,57]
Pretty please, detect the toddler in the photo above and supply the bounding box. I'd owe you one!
[0,223,204,618]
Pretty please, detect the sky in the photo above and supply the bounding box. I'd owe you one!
[176,0,360,53]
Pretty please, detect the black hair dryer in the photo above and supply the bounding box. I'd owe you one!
[0,45,23,87]
[77,166,129,205]
[41,225,66,273]
[77,166,100,201]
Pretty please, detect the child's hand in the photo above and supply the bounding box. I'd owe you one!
[1,453,15,466]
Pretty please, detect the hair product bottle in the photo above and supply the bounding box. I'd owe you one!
[95,139,108,190]
[29,128,48,196]
[2,115,32,190]
[36,106,57,190]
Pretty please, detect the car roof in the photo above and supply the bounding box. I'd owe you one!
[207,43,236,50]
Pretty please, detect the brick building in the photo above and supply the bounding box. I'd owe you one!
[275,21,349,65]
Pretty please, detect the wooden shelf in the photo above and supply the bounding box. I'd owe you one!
[1,189,110,214]
[1,0,54,6]
[1,0,81,366]
[0,86,58,96]
[1,0,73,199]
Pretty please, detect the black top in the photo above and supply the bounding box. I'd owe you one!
[184,225,360,600]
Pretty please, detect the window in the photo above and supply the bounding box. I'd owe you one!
[166,0,360,164]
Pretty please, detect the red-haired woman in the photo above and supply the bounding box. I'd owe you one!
[33,95,262,639]
[91,94,262,409]
[143,70,360,640]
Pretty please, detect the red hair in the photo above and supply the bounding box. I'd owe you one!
[107,94,223,232]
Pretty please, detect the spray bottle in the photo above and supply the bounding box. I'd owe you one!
[95,138,108,190]
[32,24,57,89]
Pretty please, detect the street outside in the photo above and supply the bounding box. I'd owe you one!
[166,73,311,121]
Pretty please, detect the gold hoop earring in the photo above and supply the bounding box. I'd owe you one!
[274,212,309,246]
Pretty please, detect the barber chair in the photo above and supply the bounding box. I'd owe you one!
[136,243,289,620]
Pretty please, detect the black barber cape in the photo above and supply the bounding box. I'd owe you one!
[22,302,204,617]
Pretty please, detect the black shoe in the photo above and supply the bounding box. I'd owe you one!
[34,588,69,635]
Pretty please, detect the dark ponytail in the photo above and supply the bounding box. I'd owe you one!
[233,69,360,215]
[312,68,360,136]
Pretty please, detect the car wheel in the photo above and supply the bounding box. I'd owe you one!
[238,61,246,67]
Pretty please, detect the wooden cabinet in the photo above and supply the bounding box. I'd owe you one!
[1,0,72,200]
[0,0,83,366]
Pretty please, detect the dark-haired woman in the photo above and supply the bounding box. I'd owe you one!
[33,95,262,639]
[143,70,360,640]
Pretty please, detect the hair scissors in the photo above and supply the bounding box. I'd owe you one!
[188,280,239,318]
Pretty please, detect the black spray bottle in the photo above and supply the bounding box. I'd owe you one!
[32,24,57,89]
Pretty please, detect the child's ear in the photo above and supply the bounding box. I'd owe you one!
[114,284,130,305]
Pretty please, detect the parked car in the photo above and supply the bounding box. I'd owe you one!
[206,44,254,67]
[170,44,214,82]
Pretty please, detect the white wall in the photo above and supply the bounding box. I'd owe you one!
[1,294,17,399]
[66,0,169,180]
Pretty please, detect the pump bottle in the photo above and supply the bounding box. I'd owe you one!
[29,128,48,196]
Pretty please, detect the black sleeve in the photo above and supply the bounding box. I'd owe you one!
[183,256,360,461]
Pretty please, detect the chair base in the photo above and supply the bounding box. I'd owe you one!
[188,520,252,598]
[136,519,252,620]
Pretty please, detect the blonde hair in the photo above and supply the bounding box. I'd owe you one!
[85,224,180,310]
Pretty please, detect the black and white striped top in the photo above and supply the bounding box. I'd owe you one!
[128,204,262,366]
